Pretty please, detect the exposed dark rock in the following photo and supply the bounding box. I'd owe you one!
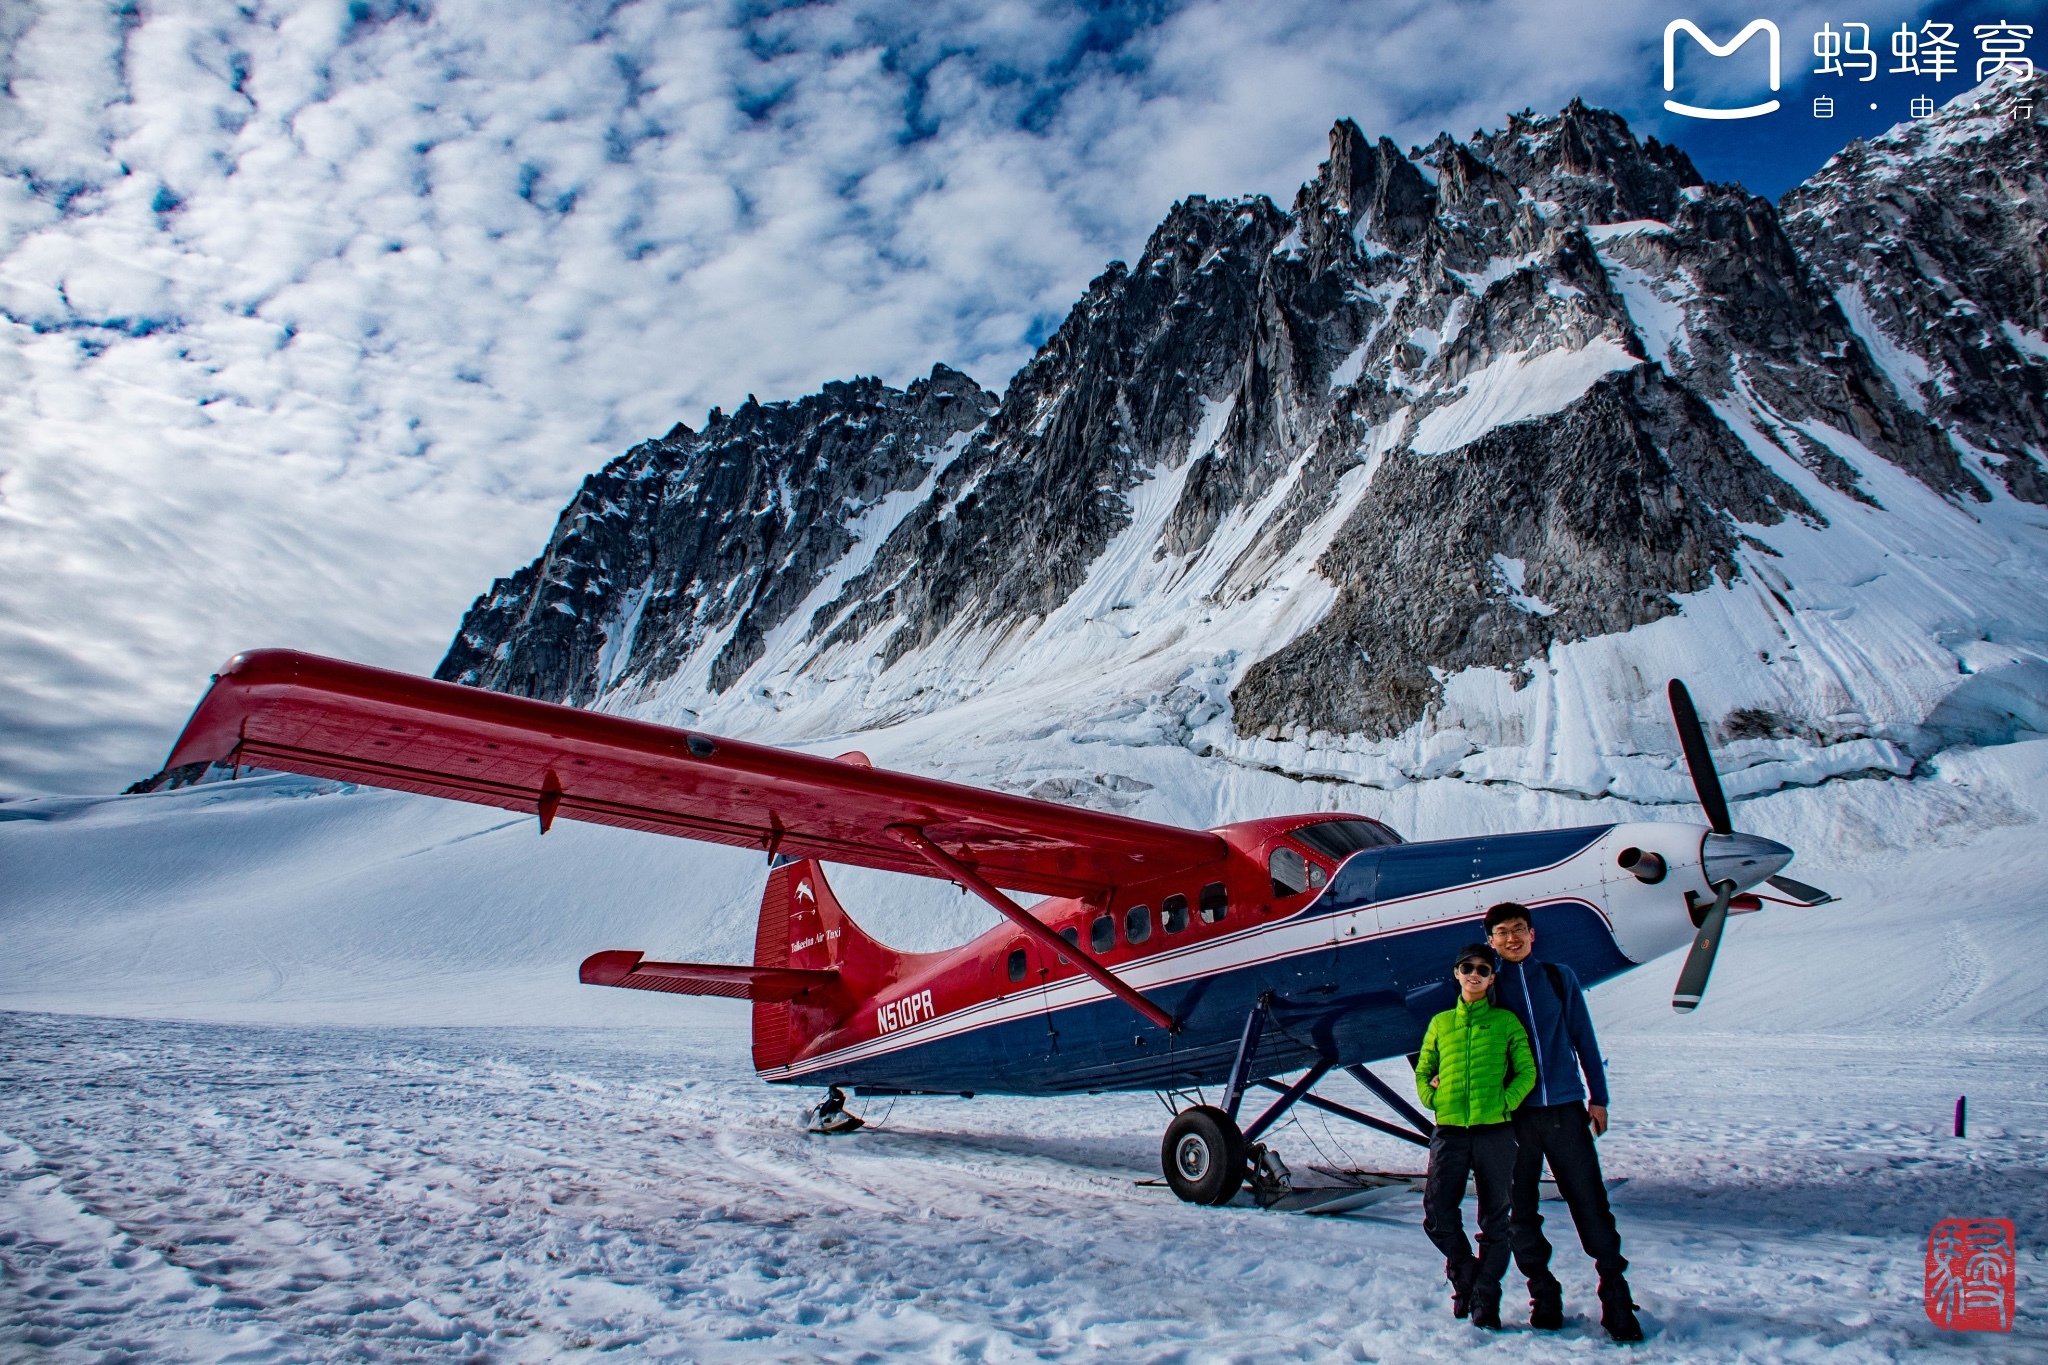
[125,760,214,794]
[1293,120,1437,263]
[437,367,996,704]
[1234,366,1814,737]
[1781,72,2048,502]
[1475,100,1703,225]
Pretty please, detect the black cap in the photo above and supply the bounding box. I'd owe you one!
[1454,942,1496,969]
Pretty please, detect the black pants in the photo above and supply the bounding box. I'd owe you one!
[1509,1102,1627,1290]
[1423,1122,1517,1289]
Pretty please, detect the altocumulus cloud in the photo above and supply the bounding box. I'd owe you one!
[3,0,1780,793]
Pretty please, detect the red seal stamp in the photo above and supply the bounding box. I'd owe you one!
[1925,1218,2016,1332]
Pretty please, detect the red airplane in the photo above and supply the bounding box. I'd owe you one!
[163,649,1831,1206]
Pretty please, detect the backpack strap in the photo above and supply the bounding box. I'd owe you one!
[1543,961,1569,1006]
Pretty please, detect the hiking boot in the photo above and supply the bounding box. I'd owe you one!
[1598,1275,1644,1343]
[1469,1282,1504,1331]
[1529,1281,1564,1331]
[1447,1256,1479,1319]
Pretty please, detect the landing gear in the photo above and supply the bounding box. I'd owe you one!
[1160,997,1439,1210]
[1162,1105,1245,1205]
[806,1085,865,1135]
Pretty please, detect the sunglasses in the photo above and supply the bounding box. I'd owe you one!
[1456,960,1494,977]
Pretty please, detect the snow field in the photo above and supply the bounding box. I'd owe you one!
[1,1015,2040,1362]
[1405,339,1637,456]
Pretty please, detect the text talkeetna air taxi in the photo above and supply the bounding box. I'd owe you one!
[163,651,1831,1206]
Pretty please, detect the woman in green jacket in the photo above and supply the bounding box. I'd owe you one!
[1415,943,1537,1329]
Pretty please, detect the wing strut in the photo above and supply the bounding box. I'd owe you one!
[888,825,1177,1034]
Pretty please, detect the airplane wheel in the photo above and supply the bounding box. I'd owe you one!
[1162,1105,1246,1206]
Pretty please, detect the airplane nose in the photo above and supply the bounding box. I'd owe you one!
[1701,831,1794,890]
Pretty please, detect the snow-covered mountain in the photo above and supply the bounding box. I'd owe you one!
[430,76,2047,815]
[1782,74,2048,488]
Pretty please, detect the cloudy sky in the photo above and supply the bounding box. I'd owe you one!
[0,0,1987,792]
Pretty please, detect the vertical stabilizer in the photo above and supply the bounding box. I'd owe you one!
[752,859,903,1073]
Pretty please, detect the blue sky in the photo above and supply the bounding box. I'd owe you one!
[0,0,2035,792]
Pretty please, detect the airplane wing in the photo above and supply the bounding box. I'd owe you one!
[163,650,1225,898]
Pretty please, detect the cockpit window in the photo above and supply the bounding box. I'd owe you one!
[1269,845,1310,896]
[1292,819,1403,859]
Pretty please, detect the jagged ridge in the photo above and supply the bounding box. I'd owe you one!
[436,85,2048,772]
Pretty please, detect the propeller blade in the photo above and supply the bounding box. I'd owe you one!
[1667,679,1732,835]
[1672,881,1735,1013]
[1765,874,1835,906]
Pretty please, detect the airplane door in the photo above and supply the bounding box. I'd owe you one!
[1325,851,1397,987]
[990,934,1064,1086]
[1324,849,1384,945]
[1321,850,1403,1062]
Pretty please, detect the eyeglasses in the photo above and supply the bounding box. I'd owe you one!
[1489,924,1530,937]
[1456,961,1494,977]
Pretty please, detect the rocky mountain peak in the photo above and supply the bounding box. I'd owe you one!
[1294,120,1435,258]
[438,84,2048,805]
[1477,100,1705,226]
[438,363,997,704]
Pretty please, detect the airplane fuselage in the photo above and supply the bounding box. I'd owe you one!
[764,817,1760,1096]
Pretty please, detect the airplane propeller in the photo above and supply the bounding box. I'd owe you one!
[1667,679,1731,837]
[1664,679,1830,1013]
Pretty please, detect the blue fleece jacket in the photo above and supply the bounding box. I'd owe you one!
[1494,956,1610,1108]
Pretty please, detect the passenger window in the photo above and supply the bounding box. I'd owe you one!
[1125,904,1151,944]
[1199,882,1228,924]
[1162,893,1189,933]
[1059,924,1078,963]
[1007,947,1027,982]
[1270,846,1309,896]
[1091,914,1115,953]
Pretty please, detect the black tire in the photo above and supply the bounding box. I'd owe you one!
[1161,1105,1246,1205]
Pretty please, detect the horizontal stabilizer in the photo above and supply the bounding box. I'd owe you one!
[579,950,839,1002]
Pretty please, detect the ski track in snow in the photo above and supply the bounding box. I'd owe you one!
[1,1016,2042,1363]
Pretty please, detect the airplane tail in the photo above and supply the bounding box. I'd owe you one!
[751,858,903,1072]
[579,857,918,1074]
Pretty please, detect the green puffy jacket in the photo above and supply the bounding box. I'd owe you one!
[1414,995,1537,1127]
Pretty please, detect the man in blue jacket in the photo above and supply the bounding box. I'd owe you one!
[1485,901,1642,1343]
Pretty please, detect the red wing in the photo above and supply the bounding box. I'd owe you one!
[165,650,1225,898]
